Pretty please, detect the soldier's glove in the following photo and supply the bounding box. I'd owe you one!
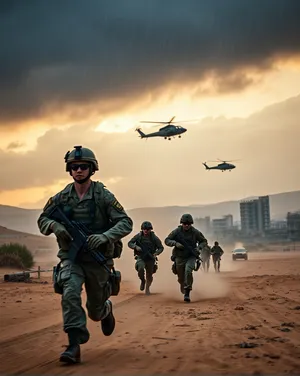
[194,248,200,257]
[88,234,108,250]
[175,242,185,250]
[134,245,142,254]
[51,222,72,242]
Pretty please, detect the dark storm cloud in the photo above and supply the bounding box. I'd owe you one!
[1,0,300,125]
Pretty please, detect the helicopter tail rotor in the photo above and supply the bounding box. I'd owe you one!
[202,162,210,170]
[135,127,146,138]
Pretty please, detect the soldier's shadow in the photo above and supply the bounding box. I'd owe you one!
[81,347,156,370]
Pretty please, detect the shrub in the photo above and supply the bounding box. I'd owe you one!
[0,243,34,269]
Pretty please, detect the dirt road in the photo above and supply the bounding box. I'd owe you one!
[0,252,299,375]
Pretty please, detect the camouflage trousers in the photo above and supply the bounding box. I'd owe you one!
[135,258,155,286]
[201,253,211,272]
[212,254,221,271]
[56,259,112,344]
[175,256,197,291]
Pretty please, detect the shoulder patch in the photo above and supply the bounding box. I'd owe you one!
[111,199,124,211]
[43,197,53,211]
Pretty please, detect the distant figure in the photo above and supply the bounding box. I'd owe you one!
[127,221,164,295]
[164,214,207,303]
[210,241,224,272]
[201,242,211,272]
[37,146,133,364]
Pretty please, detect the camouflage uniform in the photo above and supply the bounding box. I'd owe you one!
[201,243,211,272]
[165,214,207,302]
[37,146,133,364]
[210,242,224,272]
[128,221,164,295]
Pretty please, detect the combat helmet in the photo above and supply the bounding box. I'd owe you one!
[180,213,194,224]
[64,145,99,172]
[141,221,153,230]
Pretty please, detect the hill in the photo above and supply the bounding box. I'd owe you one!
[0,190,299,236]
[0,225,57,255]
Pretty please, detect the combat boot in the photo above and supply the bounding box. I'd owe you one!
[145,282,151,295]
[184,289,191,303]
[59,344,81,364]
[101,300,115,336]
[140,279,145,291]
[180,284,185,294]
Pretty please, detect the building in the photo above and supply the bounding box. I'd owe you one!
[240,195,271,236]
[194,216,211,234]
[212,214,233,235]
[287,211,300,240]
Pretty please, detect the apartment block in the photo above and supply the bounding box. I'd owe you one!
[240,195,271,236]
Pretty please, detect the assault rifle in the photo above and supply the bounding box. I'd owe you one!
[48,205,110,271]
[134,239,156,262]
[48,205,121,295]
[174,232,202,271]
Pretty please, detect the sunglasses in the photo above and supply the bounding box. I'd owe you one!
[70,163,90,171]
[182,222,191,226]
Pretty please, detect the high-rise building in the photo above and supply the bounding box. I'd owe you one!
[287,211,300,240]
[240,195,270,235]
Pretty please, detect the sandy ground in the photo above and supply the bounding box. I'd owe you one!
[0,251,299,375]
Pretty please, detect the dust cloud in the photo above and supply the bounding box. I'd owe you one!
[115,225,238,302]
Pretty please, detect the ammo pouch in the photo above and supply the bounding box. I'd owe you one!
[152,257,158,274]
[113,240,123,259]
[109,268,121,296]
[52,262,63,295]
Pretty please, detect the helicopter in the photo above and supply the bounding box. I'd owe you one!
[135,116,194,140]
[202,159,238,172]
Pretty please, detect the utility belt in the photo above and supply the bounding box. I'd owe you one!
[52,261,121,296]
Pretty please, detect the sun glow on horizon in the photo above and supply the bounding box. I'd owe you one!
[1,61,299,153]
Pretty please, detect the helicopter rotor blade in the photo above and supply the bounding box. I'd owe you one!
[170,119,200,123]
[140,121,170,124]
[217,158,241,162]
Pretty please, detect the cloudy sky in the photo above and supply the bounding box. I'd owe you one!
[1,0,300,210]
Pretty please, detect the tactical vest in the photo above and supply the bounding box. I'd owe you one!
[136,231,157,253]
[173,226,198,259]
[53,181,123,258]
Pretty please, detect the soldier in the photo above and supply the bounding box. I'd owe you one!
[165,214,207,303]
[201,241,211,272]
[210,241,224,272]
[37,145,133,364]
[128,221,164,295]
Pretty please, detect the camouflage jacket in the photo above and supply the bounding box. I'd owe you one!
[128,231,164,260]
[165,225,207,259]
[37,180,133,260]
[211,245,224,256]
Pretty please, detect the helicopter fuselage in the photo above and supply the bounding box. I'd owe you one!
[203,162,236,171]
[137,125,187,139]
